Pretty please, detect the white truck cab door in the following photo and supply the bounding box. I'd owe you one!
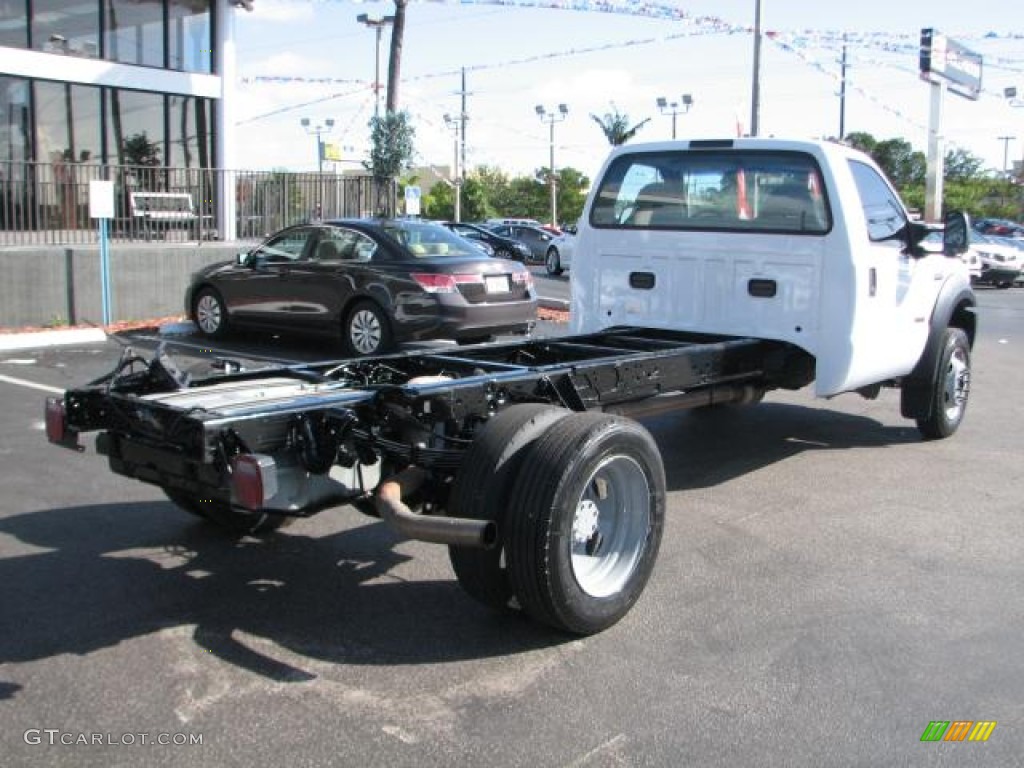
[814,160,939,396]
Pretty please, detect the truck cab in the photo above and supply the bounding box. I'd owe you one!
[572,138,975,398]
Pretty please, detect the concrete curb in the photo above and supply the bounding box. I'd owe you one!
[0,327,108,352]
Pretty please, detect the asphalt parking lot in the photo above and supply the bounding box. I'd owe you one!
[1,286,1022,767]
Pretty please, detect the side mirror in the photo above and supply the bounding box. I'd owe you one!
[236,251,249,266]
[943,211,970,256]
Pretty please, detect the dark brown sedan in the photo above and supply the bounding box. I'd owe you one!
[185,218,537,356]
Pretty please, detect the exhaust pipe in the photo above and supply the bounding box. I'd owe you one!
[376,466,497,550]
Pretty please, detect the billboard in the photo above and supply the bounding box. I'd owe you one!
[920,29,982,100]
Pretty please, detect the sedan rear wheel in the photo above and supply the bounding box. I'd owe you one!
[343,300,392,357]
[193,287,228,338]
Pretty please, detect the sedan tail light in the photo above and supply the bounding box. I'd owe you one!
[411,273,485,293]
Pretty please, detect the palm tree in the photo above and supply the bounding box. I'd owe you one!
[591,108,650,146]
[385,0,407,113]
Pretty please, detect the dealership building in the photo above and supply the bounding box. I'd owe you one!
[0,0,254,239]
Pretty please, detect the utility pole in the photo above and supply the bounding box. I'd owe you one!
[838,34,848,140]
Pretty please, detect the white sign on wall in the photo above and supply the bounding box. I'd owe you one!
[89,180,115,219]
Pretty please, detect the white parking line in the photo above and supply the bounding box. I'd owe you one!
[0,373,64,395]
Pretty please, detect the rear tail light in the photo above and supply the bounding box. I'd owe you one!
[45,396,67,444]
[412,273,485,293]
[231,454,278,510]
[411,273,456,293]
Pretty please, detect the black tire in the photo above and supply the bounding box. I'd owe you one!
[162,489,292,536]
[448,404,571,611]
[545,247,563,276]
[916,327,971,440]
[342,299,392,357]
[193,287,229,339]
[506,413,666,635]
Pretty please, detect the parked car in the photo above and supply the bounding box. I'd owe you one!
[485,223,556,262]
[544,230,576,276]
[971,231,1021,288]
[973,217,1024,238]
[186,219,537,356]
[439,221,532,262]
[485,217,542,228]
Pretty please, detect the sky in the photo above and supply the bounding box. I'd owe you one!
[232,0,1024,183]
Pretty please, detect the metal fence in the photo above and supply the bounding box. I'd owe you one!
[0,160,393,246]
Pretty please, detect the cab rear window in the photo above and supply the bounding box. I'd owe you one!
[590,150,830,234]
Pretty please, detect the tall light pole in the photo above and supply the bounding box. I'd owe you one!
[300,117,334,213]
[357,13,394,120]
[443,113,462,222]
[536,103,568,227]
[656,94,693,139]
[997,136,1016,174]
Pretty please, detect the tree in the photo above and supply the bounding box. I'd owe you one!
[366,111,415,215]
[872,138,926,189]
[385,0,407,114]
[591,107,650,146]
[944,148,985,182]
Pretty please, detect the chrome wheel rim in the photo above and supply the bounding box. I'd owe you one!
[570,455,650,598]
[349,309,382,354]
[943,345,970,422]
[547,251,558,273]
[196,294,222,335]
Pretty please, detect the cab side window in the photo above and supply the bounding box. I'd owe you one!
[848,160,906,242]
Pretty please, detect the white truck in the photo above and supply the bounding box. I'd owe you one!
[47,138,975,635]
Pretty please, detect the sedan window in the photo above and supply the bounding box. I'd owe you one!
[253,228,313,262]
[314,227,378,262]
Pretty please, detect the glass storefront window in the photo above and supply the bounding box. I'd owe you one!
[107,89,165,168]
[168,95,212,169]
[105,0,164,67]
[0,1,28,49]
[31,0,99,58]
[169,0,212,73]
[34,81,101,167]
[0,78,30,165]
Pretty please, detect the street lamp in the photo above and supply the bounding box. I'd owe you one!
[300,117,335,213]
[656,94,694,139]
[536,103,568,227]
[357,13,395,120]
[443,113,463,222]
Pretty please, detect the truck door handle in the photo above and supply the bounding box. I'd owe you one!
[629,272,656,290]
[747,278,777,298]
[869,268,877,297]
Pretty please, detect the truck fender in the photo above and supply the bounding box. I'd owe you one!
[900,277,976,420]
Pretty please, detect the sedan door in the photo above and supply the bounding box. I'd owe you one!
[221,227,316,326]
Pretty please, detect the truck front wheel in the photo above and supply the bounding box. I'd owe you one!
[916,327,971,440]
[506,413,666,635]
